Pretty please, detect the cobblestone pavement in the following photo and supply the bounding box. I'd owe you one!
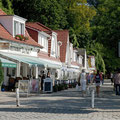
[0,79,120,120]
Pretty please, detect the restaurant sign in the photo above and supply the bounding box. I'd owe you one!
[0,43,9,49]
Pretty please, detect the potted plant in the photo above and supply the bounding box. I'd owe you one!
[53,85,58,92]
[15,34,28,41]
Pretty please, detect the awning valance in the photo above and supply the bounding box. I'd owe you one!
[0,57,17,68]
[0,53,45,68]
[0,52,61,69]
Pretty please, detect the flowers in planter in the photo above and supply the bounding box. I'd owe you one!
[15,34,28,41]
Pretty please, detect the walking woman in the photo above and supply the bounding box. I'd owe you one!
[94,70,102,97]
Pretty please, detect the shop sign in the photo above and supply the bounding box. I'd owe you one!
[0,43,9,49]
[88,56,95,70]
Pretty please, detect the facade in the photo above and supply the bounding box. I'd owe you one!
[26,22,62,84]
[54,30,83,82]
[0,9,90,91]
[0,10,45,89]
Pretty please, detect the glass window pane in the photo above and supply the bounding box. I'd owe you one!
[20,23,24,35]
[14,21,17,36]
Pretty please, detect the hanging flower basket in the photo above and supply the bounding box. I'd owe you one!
[15,34,28,41]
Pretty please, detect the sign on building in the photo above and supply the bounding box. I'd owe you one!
[0,43,9,49]
[88,56,95,70]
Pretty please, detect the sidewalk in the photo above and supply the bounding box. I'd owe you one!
[0,79,120,120]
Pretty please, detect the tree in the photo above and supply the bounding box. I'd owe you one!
[65,0,96,48]
[87,42,106,73]
[0,0,13,14]
[12,0,68,30]
[91,0,120,72]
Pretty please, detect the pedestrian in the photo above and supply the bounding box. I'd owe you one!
[80,69,87,96]
[110,73,113,85]
[113,69,120,95]
[41,71,46,91]
[94,70,102,97]
[90,73,94,84]
[101,72,104,85]
[86,73,91,84]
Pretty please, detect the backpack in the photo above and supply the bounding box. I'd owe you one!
[95,74,101,83]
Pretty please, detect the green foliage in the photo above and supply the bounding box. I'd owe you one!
[91,0,120,72]
[0,61,4,86]
[87,42,106,74]
[11,0,120,73]
[12,0,96,48]
[13,0,68,30]
[15,34,28,41]
[66,0,96,48]
[0,0,13,14]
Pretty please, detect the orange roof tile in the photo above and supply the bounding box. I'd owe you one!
[54,30,69,62]
[0,24,42,48]
[0,9,7,15]
[26,22,52,34]
[26,22,53,56]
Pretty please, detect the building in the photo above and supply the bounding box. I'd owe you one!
[0,9,87,91]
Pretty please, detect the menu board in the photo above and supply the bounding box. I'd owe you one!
[18,80,30,96]
[45,82,51,91]
[43,78,53,93]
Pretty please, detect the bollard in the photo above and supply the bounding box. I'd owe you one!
[91,89,94,108]
[16,88,20,107]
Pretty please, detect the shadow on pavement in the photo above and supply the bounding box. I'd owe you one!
[0,107,98,114]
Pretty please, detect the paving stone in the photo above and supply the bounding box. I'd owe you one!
[0,79,120,120]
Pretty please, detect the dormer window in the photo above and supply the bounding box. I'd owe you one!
[14,20,25,36]
[38,32,49,53]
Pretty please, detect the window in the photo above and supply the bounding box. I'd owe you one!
[14,21,19,36]
[79,57,82,64]
[20,23,24,35]
[51,35,56,56]
[38,34,48,52]
[14,21,24,36]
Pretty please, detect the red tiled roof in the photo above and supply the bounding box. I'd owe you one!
[26,22,52,56]
[71,61,81,67]
[38,51,61,62]
[0,9,7,15]
[54,30,69,62]
[26,22,52,33]
[0,24,43,48]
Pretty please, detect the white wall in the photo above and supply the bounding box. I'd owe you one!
[65,39,70,65]
[51,32,57,57]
